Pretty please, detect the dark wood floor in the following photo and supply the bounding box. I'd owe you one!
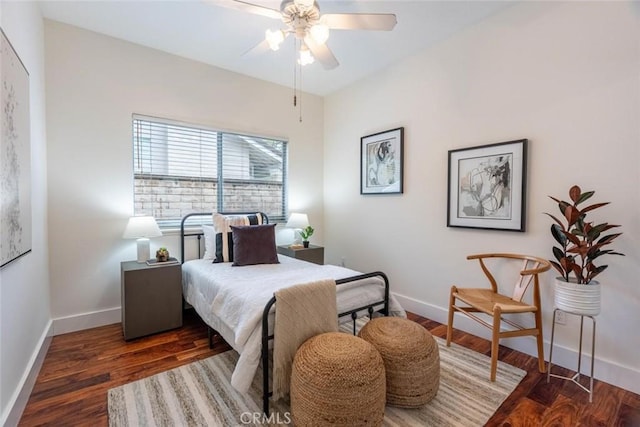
[18,310,640,426]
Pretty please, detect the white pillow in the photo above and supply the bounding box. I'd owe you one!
[202,225,216,260]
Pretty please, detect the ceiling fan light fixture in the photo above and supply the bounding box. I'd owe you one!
[309,24,329,45]
[265,29,285,51]
[298,44,315,66]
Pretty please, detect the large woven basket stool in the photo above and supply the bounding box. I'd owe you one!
[290,332,386,427]
[359,317,440,408]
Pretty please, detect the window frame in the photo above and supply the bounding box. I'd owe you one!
[132,114,288,228]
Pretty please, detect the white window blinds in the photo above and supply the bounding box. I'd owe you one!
[132,115,288,226]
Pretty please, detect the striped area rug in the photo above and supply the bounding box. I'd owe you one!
[108,336,525,426]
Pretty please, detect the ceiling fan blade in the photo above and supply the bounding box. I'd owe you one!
[304,36,339,70]
[242,39,271,58]
[212,0,282,20]
[322,13,397,31]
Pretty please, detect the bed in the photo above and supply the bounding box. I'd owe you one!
[179,212,405,413]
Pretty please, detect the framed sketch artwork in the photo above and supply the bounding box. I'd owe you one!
[447,139,527,232]
[360,127,404,195]
[1,29,32,268]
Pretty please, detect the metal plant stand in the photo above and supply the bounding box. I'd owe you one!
[547,308,596,402]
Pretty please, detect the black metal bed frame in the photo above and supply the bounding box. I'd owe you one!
[179,212,391,415]
[260,272,389,415]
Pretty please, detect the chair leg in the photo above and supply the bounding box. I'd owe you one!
[446,286,457,347]
[534,308,546,373]
[490,307,501,382]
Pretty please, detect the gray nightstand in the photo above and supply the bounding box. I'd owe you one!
[120,260,182,340]
[277,244,324,265]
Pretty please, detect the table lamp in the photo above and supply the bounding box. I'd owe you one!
[123,216,162,263]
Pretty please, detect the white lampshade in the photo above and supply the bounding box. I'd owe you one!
[123,216,162,239]
[298,44,314,66]
[298,45,315,66]
[286,213,309,229]
[309,24,329,45]
[265,29,285,51]
[123,216,162,263]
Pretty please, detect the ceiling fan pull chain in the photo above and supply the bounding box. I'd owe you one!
[293,38,297,108]
[299,61,303,122]
[291,37,302,122]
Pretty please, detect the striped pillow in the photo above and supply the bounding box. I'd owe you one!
[212,213,264,263]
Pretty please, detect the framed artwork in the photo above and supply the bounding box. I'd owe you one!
[360,127,404,195]
[1,28,32,268]
[447,139,527,232]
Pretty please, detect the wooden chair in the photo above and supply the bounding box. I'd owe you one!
[446,253,551,381]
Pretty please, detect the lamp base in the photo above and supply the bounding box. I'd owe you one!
[136,238,150,263]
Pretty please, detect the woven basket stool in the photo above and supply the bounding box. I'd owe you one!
[290,332,386,427]
[359,317,440,408]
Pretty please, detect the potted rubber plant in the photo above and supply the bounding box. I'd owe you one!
[299,226,314,248]
[544,185,624,315]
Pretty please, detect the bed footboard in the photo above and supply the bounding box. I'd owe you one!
[260,271,390,415]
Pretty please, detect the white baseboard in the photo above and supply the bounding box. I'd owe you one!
[2,308,121,425]
[393,292,640,395]
[1,320,53,427]
[52,307,121,335]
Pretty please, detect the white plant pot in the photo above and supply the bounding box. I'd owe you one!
[554,277,601,316]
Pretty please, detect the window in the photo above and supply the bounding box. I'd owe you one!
[132,115,288,227]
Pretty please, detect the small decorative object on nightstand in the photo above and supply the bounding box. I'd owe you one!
[156,247,169,262]
[286,212,310,246]
[299,225,314,248]
[121,260,182,340]
[277,244,324,265]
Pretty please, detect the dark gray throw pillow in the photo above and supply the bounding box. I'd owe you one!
[231,224,280,266]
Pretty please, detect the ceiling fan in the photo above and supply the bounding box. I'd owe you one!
[223,0,397,70]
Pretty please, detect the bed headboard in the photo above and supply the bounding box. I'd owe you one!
[180,212,270,263]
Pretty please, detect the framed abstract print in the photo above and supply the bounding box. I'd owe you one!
[1,28,32,268]
[447,139,527,232]
[360,127,404,195]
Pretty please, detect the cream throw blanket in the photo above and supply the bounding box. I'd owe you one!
[272,279,339,400]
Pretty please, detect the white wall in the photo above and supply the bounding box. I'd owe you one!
[11,2,636,414]
[0,2,52,425]
[44,21,325,332]
[324,1,640,393]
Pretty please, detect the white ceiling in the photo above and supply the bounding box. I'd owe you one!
[39,0,515,96]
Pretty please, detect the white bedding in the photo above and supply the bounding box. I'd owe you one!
[182,255,405,393]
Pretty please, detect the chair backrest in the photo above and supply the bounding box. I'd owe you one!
[467,253,551,302]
